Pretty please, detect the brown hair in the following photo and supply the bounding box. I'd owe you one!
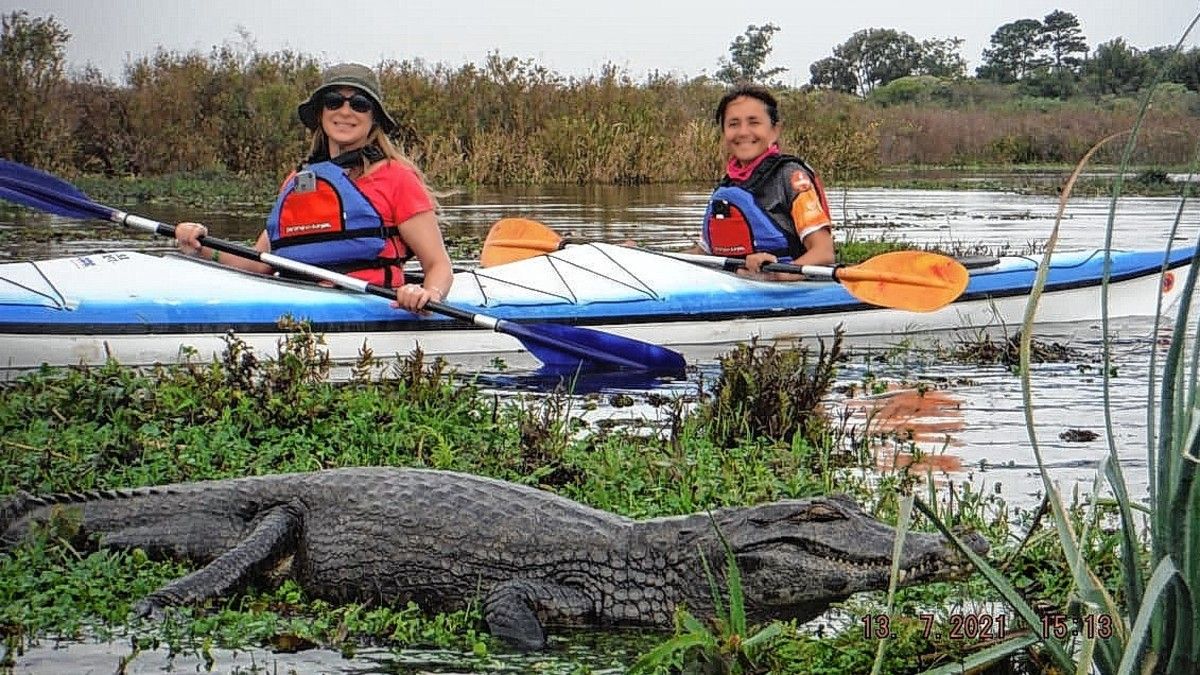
[714,84,780,127]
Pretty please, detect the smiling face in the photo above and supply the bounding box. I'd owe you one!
[320,86,375,155]
[721,95,780,165]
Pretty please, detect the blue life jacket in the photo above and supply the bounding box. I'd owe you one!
[702,154,826,263]
[702,185,798,262]
[265,161,403,278]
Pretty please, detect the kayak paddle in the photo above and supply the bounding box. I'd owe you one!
[0,162,686,373]
[481,218,969,313]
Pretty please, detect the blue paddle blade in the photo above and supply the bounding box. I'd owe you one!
[0,160,92,201]
[0,184,86,219]
[501,320,686,373]
[0,176,113,221]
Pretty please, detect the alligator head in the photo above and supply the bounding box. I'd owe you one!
[669,493,988,624]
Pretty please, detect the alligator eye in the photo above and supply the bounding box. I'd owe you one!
[794,504,845,522]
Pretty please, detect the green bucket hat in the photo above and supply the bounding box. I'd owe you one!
[297,62,398,134]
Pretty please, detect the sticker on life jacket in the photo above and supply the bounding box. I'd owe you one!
[276,178,345,241]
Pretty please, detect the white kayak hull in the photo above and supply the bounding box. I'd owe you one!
[0,244,1192,373]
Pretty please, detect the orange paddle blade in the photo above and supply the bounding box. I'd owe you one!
[835,251,969,312]
[480,218,563,267]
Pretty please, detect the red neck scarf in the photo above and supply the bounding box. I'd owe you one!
[725,144,780,182]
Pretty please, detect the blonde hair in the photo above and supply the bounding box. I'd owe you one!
[306,126,439,209]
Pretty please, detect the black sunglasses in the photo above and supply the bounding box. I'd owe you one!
[321,91,374,114]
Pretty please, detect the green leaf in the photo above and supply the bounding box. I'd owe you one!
[679,610,713,639]
[1116,556,1179,675]
[742,622,783,651]
[629,633,713,674]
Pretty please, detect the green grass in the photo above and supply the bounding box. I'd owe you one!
[0,324,1039,672]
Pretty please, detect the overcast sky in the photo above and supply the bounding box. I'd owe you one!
[8,1,1200,85]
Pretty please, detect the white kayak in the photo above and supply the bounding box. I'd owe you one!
[0,243,1193,374]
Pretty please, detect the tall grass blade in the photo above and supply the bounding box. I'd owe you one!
[1115,556,1179,675]
[1076,633,1098,675]
[1017,131,1130,672]
[697,528,726,622]
[870,494,913,675]
[1121,23,1200,671]
[919,634,1041,675]
[710,516,747,637]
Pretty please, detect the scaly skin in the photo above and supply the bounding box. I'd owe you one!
[1,467,988,650]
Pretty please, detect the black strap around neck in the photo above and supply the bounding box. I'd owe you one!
[305,142,385,168]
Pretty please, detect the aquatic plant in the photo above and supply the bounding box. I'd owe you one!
[941,328,1090,368]
[906,14,1200,673]
[696,332,843,449]
[629,519,784,674]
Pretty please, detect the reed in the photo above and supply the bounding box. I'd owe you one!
[894,14,1200,673]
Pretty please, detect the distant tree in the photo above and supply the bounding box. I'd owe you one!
[977,19,1047,82]
[808,56,857,93]
[1147,46,1200,92]
[1085,38,1149,95]
[0,11,74,169]
[0,11,68,91]
[917,37,967,78]
[1172,48,1200,91]
[1040,10,1088,73]
[822,28,921,95]
[715,23,787,85]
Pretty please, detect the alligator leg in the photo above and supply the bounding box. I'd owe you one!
[131,501,304,618]
[483,580,593,651]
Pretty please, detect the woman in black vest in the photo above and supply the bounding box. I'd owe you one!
[701,84,835,280]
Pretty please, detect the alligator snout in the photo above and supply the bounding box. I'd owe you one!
[951,528,991,557]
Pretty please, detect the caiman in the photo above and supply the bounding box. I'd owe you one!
[1,467,988,650]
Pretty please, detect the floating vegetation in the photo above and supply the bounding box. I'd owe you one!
[1058,428,1100,442]
[942,330,1089,367]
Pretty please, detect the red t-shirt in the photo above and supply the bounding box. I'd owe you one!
[355,160,435,263]
[356,160,434,227]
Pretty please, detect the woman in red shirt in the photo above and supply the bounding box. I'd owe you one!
[175,63,452,312]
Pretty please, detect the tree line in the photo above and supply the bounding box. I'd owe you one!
[1,10,1196,185]
[796,11,1200,98]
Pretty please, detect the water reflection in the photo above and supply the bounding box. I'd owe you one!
[845,387,967,475]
